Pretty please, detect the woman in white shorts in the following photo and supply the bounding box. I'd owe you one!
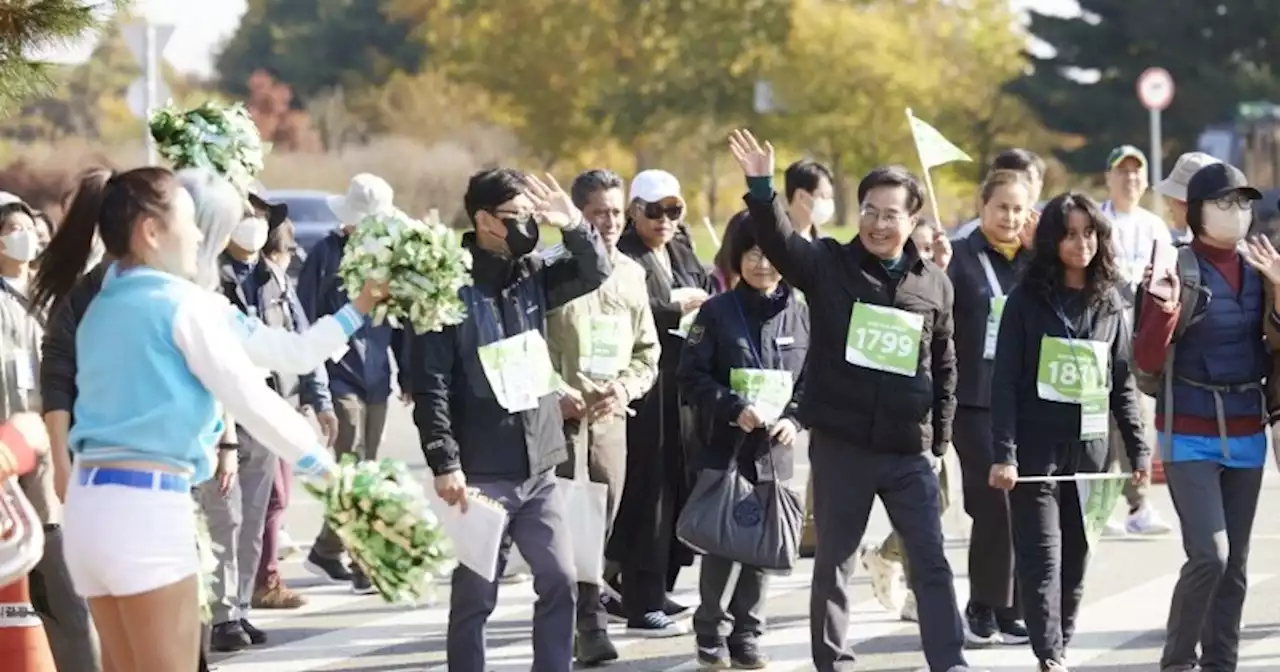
[33,166,353,671]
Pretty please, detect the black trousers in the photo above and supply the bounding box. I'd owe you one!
[951,407,1017,611]
[808,430,966,672]
[1008,440,1100,665]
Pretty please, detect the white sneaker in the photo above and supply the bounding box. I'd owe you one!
[900,592,918,622]
[1126,504,1174,535]
[857,544,906,614]
[1101,520,1128,538]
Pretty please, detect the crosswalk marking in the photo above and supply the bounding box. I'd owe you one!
[217,560,1280,671]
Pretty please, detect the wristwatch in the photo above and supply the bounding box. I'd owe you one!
[217,442,240,452]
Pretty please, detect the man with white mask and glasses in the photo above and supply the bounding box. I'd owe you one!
[200,192,340,651]
[0,197,100,672]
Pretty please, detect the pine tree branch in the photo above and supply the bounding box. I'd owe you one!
[0,1,128,115]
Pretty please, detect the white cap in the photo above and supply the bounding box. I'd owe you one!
[628,169,681,203]
[0,192,23,207]
[327,173,395,223]
[1155,152,1221,201]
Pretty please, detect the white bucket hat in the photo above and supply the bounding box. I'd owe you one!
[1155,152,1221,202]
[327,173,395,224]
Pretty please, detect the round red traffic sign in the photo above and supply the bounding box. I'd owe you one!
[1137,67,1175,111]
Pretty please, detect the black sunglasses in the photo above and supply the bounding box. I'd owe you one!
[642,201,684,221]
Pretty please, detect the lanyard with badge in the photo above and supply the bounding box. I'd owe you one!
[730,296,795,481]
[975,251,1008,360]
[729,297,795,426]
[472,289,558,413]
[1035,298,1109,441]
[0,278,38,393]
[578,312,628,381]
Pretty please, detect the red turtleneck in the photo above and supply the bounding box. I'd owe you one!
[1133,239,1257,437]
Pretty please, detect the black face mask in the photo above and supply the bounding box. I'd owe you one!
[500,214,540,258]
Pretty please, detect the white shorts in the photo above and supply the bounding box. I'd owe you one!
[62,467,200,598]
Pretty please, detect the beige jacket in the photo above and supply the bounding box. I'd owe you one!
[547,251,660,427]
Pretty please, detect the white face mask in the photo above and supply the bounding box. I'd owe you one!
[1202,204,1252,244]
[810,197,836,226]
[230,217,269,253]
[1,229,39,262]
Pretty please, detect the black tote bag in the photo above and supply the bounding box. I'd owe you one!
[675,448,804,572]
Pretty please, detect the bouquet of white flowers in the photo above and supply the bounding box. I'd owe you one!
[337,209,473,334]
[304,456,453,602]
[149,101,268,194]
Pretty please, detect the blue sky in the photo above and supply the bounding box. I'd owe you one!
[50,0,1080,76]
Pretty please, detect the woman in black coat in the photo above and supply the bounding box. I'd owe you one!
[607,170,714,636]
[676,220,808,669]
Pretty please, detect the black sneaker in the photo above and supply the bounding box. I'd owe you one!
[303,549,352,583]
[664,596,691,619]
[729,637,768,669]
[695,635,730,669]
[601,592,627,624]
[239,618,267,645]
[210,621,251,652]
[575,629,619,666]
[964,602,1000,646]
[350,566,377,595]
[996,612,1030,645]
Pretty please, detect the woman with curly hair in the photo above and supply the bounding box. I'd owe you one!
[986,192,1150,671]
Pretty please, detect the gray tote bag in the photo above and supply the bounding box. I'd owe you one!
[675,450,804,572]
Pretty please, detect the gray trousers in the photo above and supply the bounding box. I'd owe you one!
[31,526,101,672]
[448,470,576,672]
[313,395,388,559]
[195,432,279,624]
[808,430,966,672]
[693,554,767,642]
[1161,460,1263,672]
[555,417,627,634]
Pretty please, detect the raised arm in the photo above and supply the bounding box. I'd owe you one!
[542,221,612,312]
[729,129,822,293]
[1109,301,1151,473]
[527,173,612,312]
[930,276,958,456]
[173,293,335,479]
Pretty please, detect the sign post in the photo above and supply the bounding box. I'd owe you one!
[1137,67,1175,218]
[121,21,175,165]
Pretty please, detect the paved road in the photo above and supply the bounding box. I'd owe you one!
[211,402,1280,671]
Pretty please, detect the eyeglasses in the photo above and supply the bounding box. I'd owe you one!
[1211,193,1254,210]
[642,201,685,221]
[741,249,770,266]
[859,206,909,226]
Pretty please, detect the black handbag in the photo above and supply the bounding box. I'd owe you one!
[675,441,804,572]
